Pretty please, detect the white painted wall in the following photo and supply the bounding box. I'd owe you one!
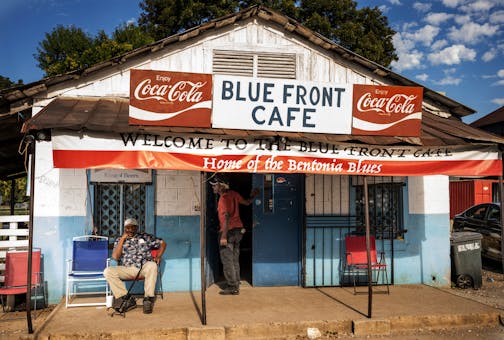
[44,19,383,102]
[408,175,450,214]
[156,170,201,216]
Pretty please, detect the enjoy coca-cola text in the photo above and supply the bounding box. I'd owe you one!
[133,78,207,103]
[356,92,418,114]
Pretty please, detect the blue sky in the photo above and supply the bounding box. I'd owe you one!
[358,0,504,123]
[1,0,503,123]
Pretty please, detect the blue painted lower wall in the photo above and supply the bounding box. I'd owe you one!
[34,215,201,304]
[34,212,450,304]
[304,212,451,287]
[395,213,451,286]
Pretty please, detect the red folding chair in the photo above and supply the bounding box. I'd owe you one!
[0,249,46,312]
[343,235,389,294]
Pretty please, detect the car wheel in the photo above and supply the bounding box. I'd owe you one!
[456,274,473,289]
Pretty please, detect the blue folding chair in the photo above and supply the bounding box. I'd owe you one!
[66,235,109,307]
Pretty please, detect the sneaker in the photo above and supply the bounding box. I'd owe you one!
[219,287,239,295]
[114,295,137,313]
[143,297,155,314]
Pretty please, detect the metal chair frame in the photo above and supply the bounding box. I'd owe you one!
[0,248,46,312]
[66,235,110,307]
[343,235,390,294]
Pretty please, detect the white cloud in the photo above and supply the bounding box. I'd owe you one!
[432,39,449,50]
[425,12,454,25]
[494,79,504,85]
[392,50,424,71]
[447,22,499,44]
[492,98,504,105]
[435,75,462,85]
[460,1,494,13]
[442,0,462,8]
[490,10,504,24]
[376,5,390,15]
[404,25,440,46]
[428,44,477,65]
[393,32,414,50]
[454,15,471,24]
[482,48,497,61]
[415,73,429,81]
[413,2,431,12]
[498,69,504,77]
[388,0,401,5]
[391,32,424,71]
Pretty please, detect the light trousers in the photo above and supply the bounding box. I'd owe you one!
[104,261,158,298]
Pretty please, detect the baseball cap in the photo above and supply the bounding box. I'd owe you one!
[209,174,230,188]
[124,218,139,227]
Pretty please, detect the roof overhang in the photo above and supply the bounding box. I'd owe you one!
[23,96,504,147]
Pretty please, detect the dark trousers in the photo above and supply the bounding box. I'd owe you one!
[219,228,243,289]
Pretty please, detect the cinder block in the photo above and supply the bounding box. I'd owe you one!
[187,327,225,340]
[353,319,390,336]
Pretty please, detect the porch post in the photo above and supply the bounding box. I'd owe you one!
[26,137,36,333]
[499,174,504,274]
[363,176,372,318]
[200,172,207,325]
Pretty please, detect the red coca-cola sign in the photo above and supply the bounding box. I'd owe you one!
[352,85,423,136]
[129,69,212,127]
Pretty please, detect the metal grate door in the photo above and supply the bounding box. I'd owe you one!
[94,183,146,239]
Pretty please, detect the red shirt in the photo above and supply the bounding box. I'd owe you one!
[217,190,244,232]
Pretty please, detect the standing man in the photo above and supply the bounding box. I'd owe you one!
[210,174,258,295]
[104,218,166,314]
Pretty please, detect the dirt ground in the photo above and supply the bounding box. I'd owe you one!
[441,258,504,311]
[1,259,503,339]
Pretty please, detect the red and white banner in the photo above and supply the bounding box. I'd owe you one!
[129,69,212,127]
[352,85,423,136]
[51,130,502,177]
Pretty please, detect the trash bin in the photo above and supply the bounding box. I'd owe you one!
[450,231,483,289]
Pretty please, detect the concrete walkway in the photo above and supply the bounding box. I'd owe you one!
[25,283,504,339]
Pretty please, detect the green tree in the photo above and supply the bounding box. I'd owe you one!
[0,75,22,90]
[113,22,155,49]
[35,25,94,76]
[299,2,397,66]
[0,177,27,207]
[35,24,153,76]
[138,0,397,67]
[138,0,239,39]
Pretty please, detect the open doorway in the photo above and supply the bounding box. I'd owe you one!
[205,173,253,288]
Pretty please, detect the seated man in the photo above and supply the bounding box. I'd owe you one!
[104,218,166,314]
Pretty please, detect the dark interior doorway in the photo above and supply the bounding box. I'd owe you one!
[205,173,253,287]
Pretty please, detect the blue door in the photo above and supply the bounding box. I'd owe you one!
[252,173,303,286]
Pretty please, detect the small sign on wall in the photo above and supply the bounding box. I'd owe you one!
[90,169,152,183]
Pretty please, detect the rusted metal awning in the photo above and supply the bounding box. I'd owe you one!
[23,96,504,147]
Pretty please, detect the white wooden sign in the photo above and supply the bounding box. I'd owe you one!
[212,75,353,134]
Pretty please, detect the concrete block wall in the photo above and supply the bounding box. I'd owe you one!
[396,175,451,286]
[156,170,201,216]
[155,170,202,291]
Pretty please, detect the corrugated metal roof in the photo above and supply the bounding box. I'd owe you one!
[23,96,504,146]
[471,106,504,129]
